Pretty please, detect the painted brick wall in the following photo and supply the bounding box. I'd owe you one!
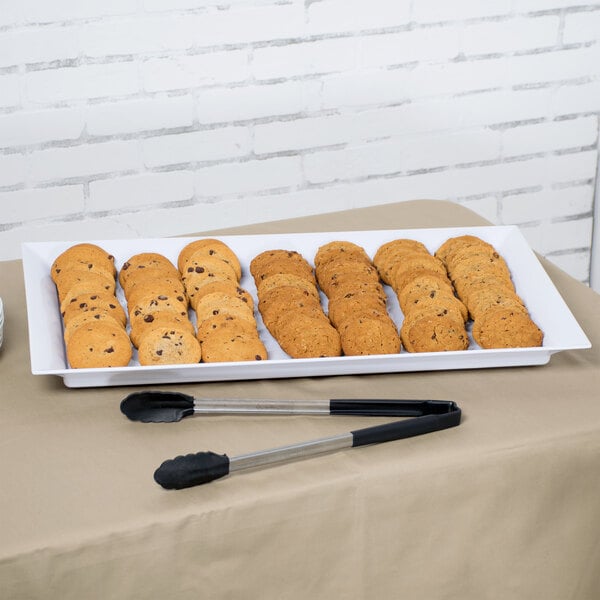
[0,0,599,287]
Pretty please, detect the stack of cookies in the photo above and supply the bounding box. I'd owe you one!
[178,239,266,362]
[120,252,200,366]
[314,241,400,355]
[435,235,543,348]
[250,249,341,358]
[373,239,469,352]
[51,243,132,368]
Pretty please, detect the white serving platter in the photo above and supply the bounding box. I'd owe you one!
[21,226,591,388]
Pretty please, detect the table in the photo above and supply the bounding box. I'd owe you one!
[1,200,599,599]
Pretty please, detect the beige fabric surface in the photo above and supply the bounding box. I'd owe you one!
[1,200,599,599]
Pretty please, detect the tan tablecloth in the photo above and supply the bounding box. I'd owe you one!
[1,200,599,599]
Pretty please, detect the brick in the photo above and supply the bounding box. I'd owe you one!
[0,106,84,148]
[108,199,255,238]
[88,171,194,211]
[457,198,498,224]
[307,0,411,34]
[86,96,195,136]
[141,50,249,93]
[461,16,559,56]
[552,81,600,116]
[517,0,591,11]
[254,89,555,155]
[254,113,360,154]
[365,150,598,201]
[399,45,600,101]
[0,153,26,187]
[506,45,600,87]
[520,217,593,255]
[0,27,79,68]
[196,80,321,124]
[181,4,305,48]
[545,252,590,283]
[358,25,460,68]
[29,140,141,183]
[502,116,598,157]
[501,185,594,224]
[0,185,83,224]
[24,62,140,105]
[194,156,302,197]
[451,151,598,197]
[142,127,251,168]
[0,2,22,27]
[82,15,195,58]
[17,0,137,24]
[0,74,20,108]
[142,0,268,9]
[412,0,511,23]
[303,129,501,184]
[563,9,600,44]
[252,38,357,81]
[322,69,410,110]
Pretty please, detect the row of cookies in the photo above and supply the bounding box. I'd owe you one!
[435,235,543,348]
[120,252,200,366]
[250,249,341,358]
[51,243,132,368]
[373,239,469,352]
[314,241,401,355]
[178,239,267,362]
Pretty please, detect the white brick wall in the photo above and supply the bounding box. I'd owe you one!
[0,0,599,291]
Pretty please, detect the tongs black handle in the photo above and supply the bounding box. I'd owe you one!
[121,390,457,423]
[154,401,462,489]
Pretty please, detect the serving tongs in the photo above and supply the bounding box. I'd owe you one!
[120,390,456,422]
[120,391,461,489]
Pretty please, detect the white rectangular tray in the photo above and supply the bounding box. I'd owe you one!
[22,226,591,388]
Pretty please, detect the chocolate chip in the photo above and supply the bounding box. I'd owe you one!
[156,350,163,356]
[144,315,154,323]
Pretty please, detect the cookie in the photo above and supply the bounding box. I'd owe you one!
[189,280,255,312]
[66,321,132,368]
[63,311,124,345]
[51,243,116,284]
[472,306,543,349]
[128,292,189,332]
[129,312,196,349]
[314,241,372,270]
[119,253,179,288]
[56,271,117,310]
[336,313,401,356]
[178,239,242,281]
[256,273,320,301]
[194,292,256,326]
[137,325,201,366]
[327,291,388,329]
[62,291,127,327]
[373,239,429,285]
[250,249,316,286]
[316,261,380,298]
[124,276,188,308]
[274,312,342,358]
[197,315,267,362]
[401,314,469,353]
